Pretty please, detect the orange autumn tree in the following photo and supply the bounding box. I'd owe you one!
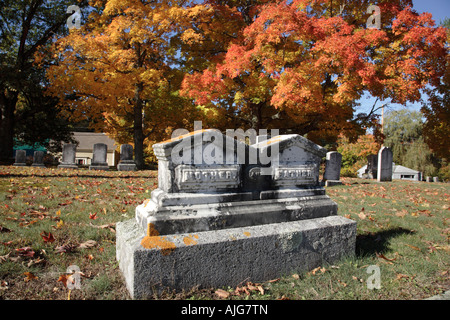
[181,0,448,145]
[45,0,205,168]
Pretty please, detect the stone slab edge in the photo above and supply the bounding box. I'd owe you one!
[116,215,356,299]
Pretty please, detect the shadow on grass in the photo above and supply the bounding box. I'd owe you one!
[356,227,415,258]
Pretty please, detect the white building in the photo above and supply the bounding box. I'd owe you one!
[357,163,422,181]
[72,132,119,166]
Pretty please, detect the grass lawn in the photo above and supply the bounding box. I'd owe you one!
[0,166,448,300]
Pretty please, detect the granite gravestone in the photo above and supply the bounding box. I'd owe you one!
[433,177,439,183]
[58,144,78,169]
[89,143,109,171]
[32,151,45,168]
[13,150,27,166]
[377,147,393,182]
[366,154,378,179]
[426,176,432,182]
[116,130,356,298]
[323,151,343,186]
[117,144,137,171]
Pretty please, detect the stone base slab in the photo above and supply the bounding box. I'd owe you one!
[135,194,338,235]
[325,180,343,187]
[116,216,356,299]
[117,163,137,171]
[58,164,79,169]
[89,165,110,171]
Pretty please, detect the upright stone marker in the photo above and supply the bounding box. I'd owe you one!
[89,143,109,171]
[426,176,432,182]
[13,150,27,166]
[323,151,342,186]
[117,144,137,171]
[433,177,439,183]
[32,151,45,168]
[366,154,378,179]
[377,146,393,182]
[58,144,78,169]
[116,130,357,298]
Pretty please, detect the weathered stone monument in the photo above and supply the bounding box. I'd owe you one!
[323,151,342,186]
[58,144,78,169]
[89,143,109,171]
[13,150,27,166]
[32,151,45,168]
[117,144,137,171]
[426,176,432,182]
[377,146,393,182]
[433,177,439,183]
[366,154,378,179]
[116,130,356,299]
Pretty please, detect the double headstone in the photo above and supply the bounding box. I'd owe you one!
[13,150,27,166]
[58,144,78,169]
[323,151,342,186]
[32,151,45,168]
[117,144,137,171]
[89,143,109,171]
[117,130,356,298]
[377,146,393,182]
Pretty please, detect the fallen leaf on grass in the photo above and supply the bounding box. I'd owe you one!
[89,212,98,220]
[215,289,230,299]
[310,266,327,275]
[376,252,397,264]
[0,252,11,263]
[16,247,35,258]
[0,225,11,233]
[405,244,421,251]
[337,279,347,287]
[40,231,56,243]
[89,222,115,233]
[78,240,97,249]
[55,243,78,254]
[23,272,38,282]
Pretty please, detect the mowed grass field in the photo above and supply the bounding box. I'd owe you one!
[0,166,448,300]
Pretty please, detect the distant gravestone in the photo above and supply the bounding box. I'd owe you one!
[32,151,45,168]
[366,154,378,179]
[426,176,432,182]
[58,144,78,169]
[323,151,342,186]
[117,144,137,171]
[13,150,27,166]
[433,177,439,183]
[377,147,393,182]
[89,143,109,171]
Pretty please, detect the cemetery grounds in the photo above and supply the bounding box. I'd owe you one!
[0,166,448,300]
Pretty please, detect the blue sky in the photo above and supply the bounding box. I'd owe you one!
[358,0,449,117]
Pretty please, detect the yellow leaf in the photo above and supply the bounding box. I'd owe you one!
[23,272,38,282]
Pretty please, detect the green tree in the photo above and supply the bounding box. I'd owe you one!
[383,109,439,177]
[0,0,89,161]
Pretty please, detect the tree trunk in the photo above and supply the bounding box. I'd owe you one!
[133,82,145,170]
[0,91,18,162]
